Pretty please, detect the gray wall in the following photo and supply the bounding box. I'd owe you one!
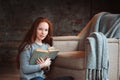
[0,0,91,64]
[0,0,119,69]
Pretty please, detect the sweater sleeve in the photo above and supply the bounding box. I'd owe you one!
[20,47,42,74]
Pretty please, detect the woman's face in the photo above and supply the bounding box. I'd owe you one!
[36,22,49,42]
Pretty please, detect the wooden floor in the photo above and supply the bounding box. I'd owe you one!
[0,74,19,80]
[0,63,20,80]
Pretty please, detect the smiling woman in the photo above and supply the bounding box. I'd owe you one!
[17,17,53,80]
[16,17,73,80]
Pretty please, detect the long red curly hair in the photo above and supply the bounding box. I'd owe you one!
[16,17,53,69]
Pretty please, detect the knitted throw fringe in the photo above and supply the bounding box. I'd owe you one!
[86,69,108,80]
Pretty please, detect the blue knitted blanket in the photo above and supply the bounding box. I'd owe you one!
[78,12,120,51]
[77,12,120,80]
[85,32,108,80]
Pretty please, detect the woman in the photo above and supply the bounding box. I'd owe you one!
[17,17,53,80]
[17,17,74,80]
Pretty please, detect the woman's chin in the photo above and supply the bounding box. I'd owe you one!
[41,37,45,40]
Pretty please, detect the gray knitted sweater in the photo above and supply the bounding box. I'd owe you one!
[20,42,49,80]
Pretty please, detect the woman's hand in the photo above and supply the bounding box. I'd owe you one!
[36,57,51,69]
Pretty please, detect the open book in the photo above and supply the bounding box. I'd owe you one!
[29,47,59,65]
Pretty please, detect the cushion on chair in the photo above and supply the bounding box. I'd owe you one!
[52,51,85,70]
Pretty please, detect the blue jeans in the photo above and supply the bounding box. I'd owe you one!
[31,77,44,80]
[31,76,74,80]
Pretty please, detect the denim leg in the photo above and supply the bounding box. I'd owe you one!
[31,77,44,80]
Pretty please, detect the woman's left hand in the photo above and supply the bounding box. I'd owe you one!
[36,57,45,64]
[36,57,51,68]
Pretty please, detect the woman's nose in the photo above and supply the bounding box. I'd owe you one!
[42,30,45,34]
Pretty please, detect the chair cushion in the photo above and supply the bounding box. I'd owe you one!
[52,51,85,70]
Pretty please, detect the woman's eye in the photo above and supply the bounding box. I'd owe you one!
[38,28,42,30]
[45,29,48,31]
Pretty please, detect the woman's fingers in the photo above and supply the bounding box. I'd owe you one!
[36,57,52,67]
[36,57,44,64]
[39,57,44,62]
[44,58,52,66]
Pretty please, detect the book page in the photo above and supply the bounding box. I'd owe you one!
[29,47,59,64]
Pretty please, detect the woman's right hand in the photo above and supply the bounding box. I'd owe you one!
[36,57,51,68]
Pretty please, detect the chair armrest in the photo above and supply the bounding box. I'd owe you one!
[53,51,85,70]
[53,36,81,51]
[53,36,80,41]
[58,51,85,58]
